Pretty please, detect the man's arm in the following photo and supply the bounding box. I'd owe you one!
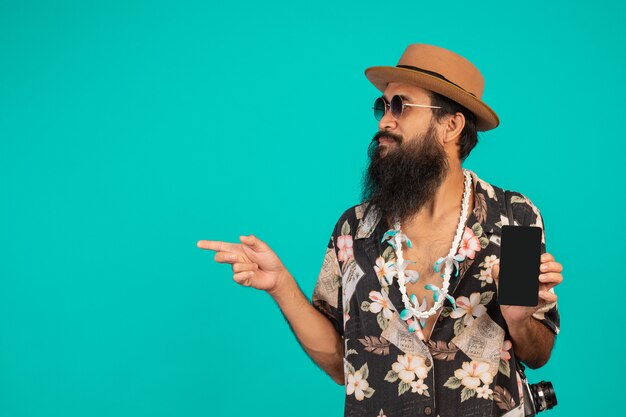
[506,315,555,368]
[492,253,562,368]
[269,270,345,385]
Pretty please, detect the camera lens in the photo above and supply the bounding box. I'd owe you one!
[530,381,557,412]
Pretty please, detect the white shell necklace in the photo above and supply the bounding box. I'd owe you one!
[381,169,472,334]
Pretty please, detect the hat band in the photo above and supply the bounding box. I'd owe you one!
[396,64,477,98]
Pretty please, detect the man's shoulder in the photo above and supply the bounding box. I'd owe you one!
[472,171,543,227]
[329,201,381,239]
[473,171,541,210]
[472,170,505,201]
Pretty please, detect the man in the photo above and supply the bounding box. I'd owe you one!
[198,44,563,417]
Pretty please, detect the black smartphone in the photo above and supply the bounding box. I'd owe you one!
[497,225,542,306]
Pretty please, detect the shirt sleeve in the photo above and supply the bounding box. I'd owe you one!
[524,197,561,335]
[311,229,344,337]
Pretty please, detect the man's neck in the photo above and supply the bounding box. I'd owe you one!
[404,165,471,227]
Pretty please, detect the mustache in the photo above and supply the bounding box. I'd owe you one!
[372,131,403,145]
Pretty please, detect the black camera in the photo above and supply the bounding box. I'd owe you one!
[518,363,558,416]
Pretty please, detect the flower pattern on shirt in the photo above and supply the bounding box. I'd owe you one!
[445,360,495,402]
[474,254,500,287]
[312,170,560,417]
[458,226,481,259]
[374,256,396,287]
[450,292,491,328]
[337,234,354,263]
[367,290,396,319]
[345,361,375,401]
[385,353,431,397]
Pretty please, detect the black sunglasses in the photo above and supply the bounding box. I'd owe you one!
[372,95,442,121]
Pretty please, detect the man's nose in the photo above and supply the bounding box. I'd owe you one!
[378,108,397,131]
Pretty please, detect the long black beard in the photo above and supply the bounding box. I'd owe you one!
[361,123,450,227]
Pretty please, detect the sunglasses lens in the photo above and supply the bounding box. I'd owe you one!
[373,97,385,121]
[390,95,403,118]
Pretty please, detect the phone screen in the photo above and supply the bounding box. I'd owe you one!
[497,225,542,306]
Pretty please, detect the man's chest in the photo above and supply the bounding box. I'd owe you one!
[394,240,455,341]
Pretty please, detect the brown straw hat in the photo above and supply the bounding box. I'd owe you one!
[365,44,499,131]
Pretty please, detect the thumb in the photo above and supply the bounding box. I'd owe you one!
[239,234,268,252]
[492,263,500,289]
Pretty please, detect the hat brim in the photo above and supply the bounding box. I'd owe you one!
[365,66,499,131]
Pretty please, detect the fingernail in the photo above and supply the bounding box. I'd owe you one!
[541,265,547,271]
[229,254,236,260]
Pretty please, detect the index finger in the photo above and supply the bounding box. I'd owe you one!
[541,252,555,263]
[197,240,237,252]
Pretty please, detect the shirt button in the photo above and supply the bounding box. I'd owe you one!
[424,406,433,415]
[425,358,432,367]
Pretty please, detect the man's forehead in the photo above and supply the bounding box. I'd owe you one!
[382,82,431,101]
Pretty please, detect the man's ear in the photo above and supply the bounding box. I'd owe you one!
[442,112,466,145]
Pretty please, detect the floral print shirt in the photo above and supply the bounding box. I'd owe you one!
[312,170,560,417]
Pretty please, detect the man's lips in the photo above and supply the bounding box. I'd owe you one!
[379,137,397,146]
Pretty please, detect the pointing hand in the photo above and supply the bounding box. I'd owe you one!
[197,235,288,294]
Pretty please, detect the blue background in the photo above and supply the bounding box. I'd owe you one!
[1,0,624,416]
